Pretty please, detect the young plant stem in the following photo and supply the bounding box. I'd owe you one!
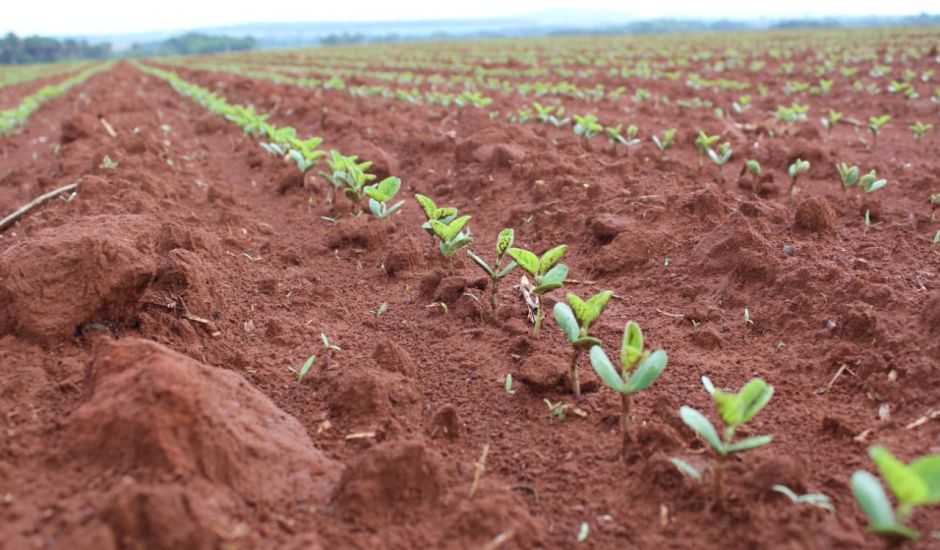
[621,392,633,448]
[533,304,544,337]
[569,349,581,398]
[490,281,500,321]
[715,455,727,504]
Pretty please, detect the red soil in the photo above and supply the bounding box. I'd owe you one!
[0,56,937,549]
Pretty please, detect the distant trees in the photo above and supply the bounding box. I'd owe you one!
[128,33,256,56]
[0,33,110,64]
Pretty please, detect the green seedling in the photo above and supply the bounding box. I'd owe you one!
[100,155,119,170]
[289,354,316,382]
[695,131,720,168]
[544,398,570,421]
[533,102,569,127]
[430,215,473,272]
[868,115,890,147]
[910,121,934,140]
[652,128,677,157]
[933,229,940,245]
[773,485,835,514]
[573,113,603,141]
[787,158,810,197]
[589,321,668,446]
[742,159,762,192]
[287,136,325,174]
[851,445,940,540]
[507,244,568,337]
[373,301,388,317]
[708,142,732,166]
[821,110,843,135]
[837,162,860,191]
[732,95,751,114]
[415,193,458,241]
[669,457,703,483]
[320,150,374,205]
[320,332,341,353]
[553,291,613,398]
[467,228,518,321]
[680,376,774,502]
[364,176,404,220]
[505,373,515,394]
[858,170,888,195]
[605,124,640,147]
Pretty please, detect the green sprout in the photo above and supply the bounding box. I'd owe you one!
[544,399,570,421]
[573,113,603,141]
[708,142,732,166]
[415,194,458,247]
[505,373,515,394]
[287,137,325,174]
[589,321,668,446]
[288,354,317,382]
[430,215,473,272]
[680,376,774,502]
[837,162,860,192]
[910,121,934,141]
[744,159,762,194]
[652,128,677,157]
[851,445,940,540]
[605,124,640,147]
[507,244,568,337]
[467,228,518,321]
[858,170,888,195]
[821,110,843,136]
[772,485,835,514]
[533,102,569,127]
[364,176,405,220]
[787,158,810,197]
[868,115,891,147]
[695,131,720,163]
[320,150,374,205]
[553,291,613,398]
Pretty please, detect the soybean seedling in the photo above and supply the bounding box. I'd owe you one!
[415,194,458,248]
[708,142,732,167]
[867,115,890,147]
[772,485,835,514]
[364,176,405,220]
[787,158,810,197]
[287,136,325,175]
[467,228,518,321]
[858,170,888,195]
[680,376,774,503]
[605,124,641,148]
[320,150,374,205]
[553,291,613,398]
[573,113,603,142]
[910,121,934,141]
[837,162,860,192]
[652,128,677,158]
[695,131,720,170]
[430,215,473,272]
[507,244,568,337]
[821,110,843,136]
[744,159,762,194]
[289,354,316,382]
[589,321,668,446]
[851,445,940,540]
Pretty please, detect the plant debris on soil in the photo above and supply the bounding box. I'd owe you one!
[0,28,939,549]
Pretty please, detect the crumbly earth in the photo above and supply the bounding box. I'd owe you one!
[0,56,937,549]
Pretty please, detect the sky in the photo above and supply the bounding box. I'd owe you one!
[3,0,937,36]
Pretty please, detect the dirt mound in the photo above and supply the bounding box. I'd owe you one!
[691,214,778,284]
[794,196,836,232]
[143,248,223,319]
[0,215,156,344]
[66,337,342,505]
[333,440,445,528]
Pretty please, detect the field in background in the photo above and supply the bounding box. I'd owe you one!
[1,27,939,548]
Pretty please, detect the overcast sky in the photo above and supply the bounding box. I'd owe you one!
[3,0,937,36]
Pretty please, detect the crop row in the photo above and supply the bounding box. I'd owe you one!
[0,62,112,135]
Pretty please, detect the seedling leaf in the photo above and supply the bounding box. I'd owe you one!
[507,248,539,276]
[680,406,724,454]
[589,345,625,393]
[625,349,668,393]
[553,303,580,344]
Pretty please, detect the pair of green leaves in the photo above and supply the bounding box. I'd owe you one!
[553,291,612,349]
[788,158,810,179]
[852,446,940,540]
[430,215,473,259]
[695,131,720,153]
[589,321,668,396]
[507,245,568,295]
[416,194,458,228]
[468,228,517,280]
[680,377,773,456]
[652,128,677,152]
[708,142,732,165]
[364,177,404,219]
[573,113,603,140]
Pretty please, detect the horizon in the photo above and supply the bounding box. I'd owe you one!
[4,1,939,38]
